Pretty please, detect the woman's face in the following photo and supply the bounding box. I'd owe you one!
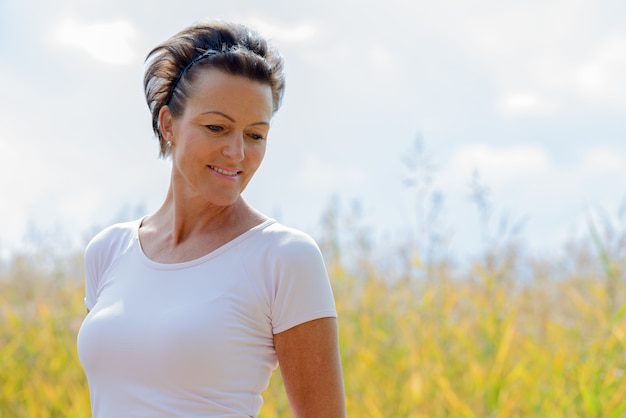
[161,68,274,207]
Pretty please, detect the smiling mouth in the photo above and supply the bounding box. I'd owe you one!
[209,165,240,177]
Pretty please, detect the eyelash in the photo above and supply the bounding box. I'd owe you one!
[206,125,223,133]
[205,125,265,141]
[248,133,265,141]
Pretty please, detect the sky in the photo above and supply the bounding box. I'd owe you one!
[1,0,625,263]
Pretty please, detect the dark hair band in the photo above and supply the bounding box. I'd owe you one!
[166,44,236,105]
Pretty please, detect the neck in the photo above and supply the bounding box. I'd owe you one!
[161,187,247,242]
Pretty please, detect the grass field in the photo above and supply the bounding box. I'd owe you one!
[1,216,626,417]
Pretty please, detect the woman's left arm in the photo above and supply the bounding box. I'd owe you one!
[273,317,346,418]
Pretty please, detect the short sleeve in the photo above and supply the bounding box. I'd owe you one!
[82,220,139,311]
[270,232,337,334]
[83,238,103,311]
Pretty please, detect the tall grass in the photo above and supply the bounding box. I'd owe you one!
[1,210,626,417]
[0,252,89,417]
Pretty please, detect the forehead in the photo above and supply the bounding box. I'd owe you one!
[184,69,274,120]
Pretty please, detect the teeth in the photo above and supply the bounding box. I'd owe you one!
[210,165,239,176]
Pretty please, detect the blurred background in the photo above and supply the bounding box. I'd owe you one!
[2,1,626,416]
[2,0,625,262]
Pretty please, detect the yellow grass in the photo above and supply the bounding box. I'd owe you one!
[1,234,626,417]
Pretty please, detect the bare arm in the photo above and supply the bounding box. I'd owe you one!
[273,317,346,418]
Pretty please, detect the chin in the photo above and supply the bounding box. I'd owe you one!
[205,193,243,207]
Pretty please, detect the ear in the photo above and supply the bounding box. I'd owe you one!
[159,106,175,142]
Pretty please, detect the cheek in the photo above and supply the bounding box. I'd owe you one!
[175,135,203,160]
[257,146,267,162]
[248,144,266,166]
[171,143,203,178]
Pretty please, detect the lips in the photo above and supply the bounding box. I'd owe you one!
[209,165,240,177]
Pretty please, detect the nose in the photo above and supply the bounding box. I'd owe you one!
[222,132,245,161]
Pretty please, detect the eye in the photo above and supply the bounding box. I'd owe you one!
[205,125,223,133]
[247,133,265,141]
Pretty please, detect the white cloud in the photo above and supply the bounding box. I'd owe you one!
[436,144,626,214]
[505,94,537,110]
[498,93,542,116]
[295,154,364,189]
[575,37,626,104]
[0,140,26,241]
[496,91,560,117]
[54,17,137,66]
[246,18,317,43]
[581,148,626,175]
[439,144,551,187]
[402,0,626,113]
[367,44,396,70]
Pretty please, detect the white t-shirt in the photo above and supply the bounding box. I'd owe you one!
[77,218,337,418]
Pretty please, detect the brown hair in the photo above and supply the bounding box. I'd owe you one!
[144,20,286,157]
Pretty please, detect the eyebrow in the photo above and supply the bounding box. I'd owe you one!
[201,110,270,126]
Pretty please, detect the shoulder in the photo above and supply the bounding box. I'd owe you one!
[244,221,328,283]
[236,220,327,276]
[255,221,323,259]
[84,218,141,267]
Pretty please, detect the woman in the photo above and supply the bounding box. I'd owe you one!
[77,20,346,418]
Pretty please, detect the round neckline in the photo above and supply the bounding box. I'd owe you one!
[134,218,276,270]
